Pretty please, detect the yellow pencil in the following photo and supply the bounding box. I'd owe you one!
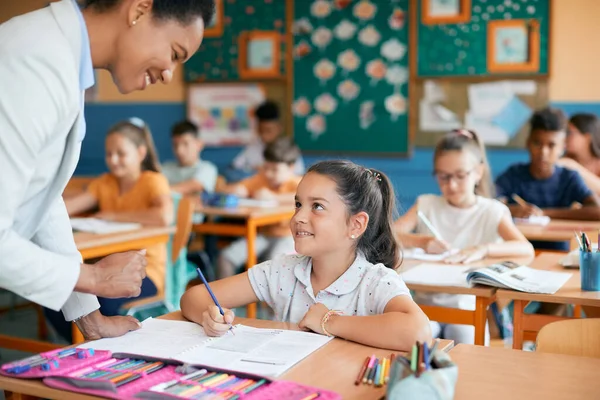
[511,194,528,207]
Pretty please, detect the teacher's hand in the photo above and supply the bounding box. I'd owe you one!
[76,310,141,340]
[76,250,147,298]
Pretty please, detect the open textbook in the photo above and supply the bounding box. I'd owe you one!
[80,318,332,378]
[70,218,142,234]
[401,261,572,294]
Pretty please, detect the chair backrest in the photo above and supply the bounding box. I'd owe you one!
[170,195,195,264]
[536,319,600,358]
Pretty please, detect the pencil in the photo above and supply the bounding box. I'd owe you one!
[355,356,370,385]
[368,358,378,384]
[410,344,418,373]
[575,231,583,250]
[417,211,444,241]
[511,194,528,207]
[363,355,376,384]
[428,339,439,364]
[196,267,234,334]
[423,342,430,371]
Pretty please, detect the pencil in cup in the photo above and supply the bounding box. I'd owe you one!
[195,267,234,334]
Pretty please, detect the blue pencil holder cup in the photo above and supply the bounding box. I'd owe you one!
[579,251,600,291]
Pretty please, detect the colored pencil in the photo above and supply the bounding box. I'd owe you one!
[428,339,439,364]
[368,358,378,384]
[423,342,430,370]
[410,344,418,373]
[363,355,376,384]
[196,267,234,334]
[355,356,370,385]
[299,394,320,400]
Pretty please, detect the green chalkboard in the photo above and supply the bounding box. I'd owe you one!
[293,0,410,155]
[185,0,286,82]
[417,0,549,77]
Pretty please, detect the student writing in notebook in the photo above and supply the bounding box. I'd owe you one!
[46,118,174,341]
[496,108,600,251]
[215,137,301,279]
[162,120,218,197]
[182,160,431,351]
[395,129,533,344]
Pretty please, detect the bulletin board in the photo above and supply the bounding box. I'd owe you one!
[184,0,287,82]
[413,77,549,148]
[292,0,411,156]
[417,0,550,77]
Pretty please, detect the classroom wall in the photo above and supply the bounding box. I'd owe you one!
[3,0,600,209]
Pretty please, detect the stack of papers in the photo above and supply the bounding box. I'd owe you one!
[81,318,333,378]
[70,218,142,234]
[514,215,551,226]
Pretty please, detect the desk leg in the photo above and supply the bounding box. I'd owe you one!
[72,322,85,344]
[474,296,488,346]
[4,391,37,400]
[512,300,526,350]
[246,219,257,319]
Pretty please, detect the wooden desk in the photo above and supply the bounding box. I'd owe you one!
[450,344,600,400]
[517,219,600,242]
[192,205,294,318]
[0,312,453,400]
[401,255,533,346]
[496,252,600,349]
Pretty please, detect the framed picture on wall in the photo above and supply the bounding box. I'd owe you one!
[187,83,265,146]
[487,19,540,73]
[238,31,281,79]
[422,0,471,25]
[204,0,223,37]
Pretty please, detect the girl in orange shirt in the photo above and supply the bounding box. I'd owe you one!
[67,118,173,315]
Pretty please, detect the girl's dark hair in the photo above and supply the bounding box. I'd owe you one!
[570,113,600,157]
[433,129,494,198]
[81,0,215,27]
[108,118,161,173]
[307,160,400,269]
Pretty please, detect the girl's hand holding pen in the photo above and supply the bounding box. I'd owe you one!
[202,305,235,337]
[425,237,452,254]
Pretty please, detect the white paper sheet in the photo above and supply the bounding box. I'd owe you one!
[236,198,280,208]
[505,80,537,95]
[402,248,460,262]
[401,263,472,287]
[467,82,513,118]
[424,80,446,103]
[465,111,510,145]
[419,99,461,132]
[70,218,142,234]
[513,215,551,226]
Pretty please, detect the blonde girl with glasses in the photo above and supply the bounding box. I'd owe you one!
[394,129,533,344]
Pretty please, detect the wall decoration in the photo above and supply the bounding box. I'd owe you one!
[311,27,333,51]
[204,0,224,37]
[238,31,281,79]
[311,0,332,18]
[294,0,410,155]
[487,19,540,73]
[294,41,312,59]
[293,18,313,35]
[187,84,265,146]
[422,0,471,25]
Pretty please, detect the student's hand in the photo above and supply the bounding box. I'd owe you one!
[254,188,276,200]
[75,310,142,340]
[202,305,235,337]
[511,203,543,218]
[425,238,452,254]
[445,245,488,264]
[88,251,148,298]
[298,303,329,334]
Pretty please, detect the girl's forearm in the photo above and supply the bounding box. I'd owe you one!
[487,240,534,258]
[181,286,212,325]
[325,313,431,351]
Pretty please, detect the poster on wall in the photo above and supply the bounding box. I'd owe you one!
[187,84,265,146]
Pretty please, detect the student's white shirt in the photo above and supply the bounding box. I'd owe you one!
[248,253,411,323]
[413,194,509,310]
[232,140,305,175]
[162,159,218,193]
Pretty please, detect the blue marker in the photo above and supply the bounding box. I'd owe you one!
[195,268,234,334]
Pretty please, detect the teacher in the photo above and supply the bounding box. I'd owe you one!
[0,0,213,339]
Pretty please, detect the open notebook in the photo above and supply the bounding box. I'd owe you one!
[80,318,332,378]
[70,218,142,234]
[401,261,572,294]
[402,248,459,262]
[513,215,551,226]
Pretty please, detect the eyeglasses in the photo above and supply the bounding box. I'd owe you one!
[433,168,475,184]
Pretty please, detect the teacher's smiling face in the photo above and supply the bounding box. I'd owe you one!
[109,0,205,94]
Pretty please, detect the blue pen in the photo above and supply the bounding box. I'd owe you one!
[423,342,430,370]
[195,268,234,334]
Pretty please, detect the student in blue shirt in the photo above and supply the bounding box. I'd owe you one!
[496,107,600,249]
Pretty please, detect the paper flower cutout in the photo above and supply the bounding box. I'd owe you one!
[359,101,375,129]
[337,49,361,73]
[311,0,332,18]
[314,59,336,84]
[334,19,357,40]
[366,59,387,85]
[353,0,377,21]
[311,27,333,51]
[381,38,407,61]
[294,41,312,59]
[337,79,360,101]
[292,97,311,117]
[385,93,407,120]
[358,25,381,47]
[389,8,405,30]
[314,93,338,115]
[293,17,313,35]
[385,64,409,87]
[307,114,326,139]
